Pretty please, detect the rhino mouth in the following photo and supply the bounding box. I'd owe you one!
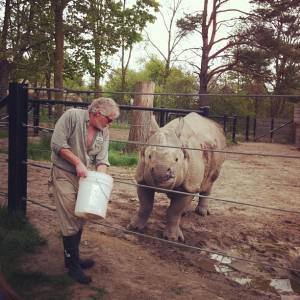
[154,175,175,188]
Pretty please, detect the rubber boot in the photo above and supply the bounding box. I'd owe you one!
[76,229,95,269]
[63,234,91,284]
[64,230,95,269]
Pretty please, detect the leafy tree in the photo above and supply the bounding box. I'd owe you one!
[67,0,158,93]
[177,0,250,107]
[0,0,55,93]
[231,0,300,116]
[104,68,148,104]
[105,56,198,108]
[209,68,272,117]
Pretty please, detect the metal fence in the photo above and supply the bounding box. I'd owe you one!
[1,83,298,214]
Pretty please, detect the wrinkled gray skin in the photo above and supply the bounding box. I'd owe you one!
[128,112,226,242]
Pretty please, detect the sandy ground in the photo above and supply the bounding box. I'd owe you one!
[1,137,300,299]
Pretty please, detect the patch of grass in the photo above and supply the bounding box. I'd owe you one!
[110,121,130,129]
[109,140,127,151]
[27,134,51,161]
[171,286,185,295]
[0,208,46,274]
[109,141,138,166]
[109,150,138,166]
[0,206,73,299]
[12,271,72,300]
[0,129,8,139]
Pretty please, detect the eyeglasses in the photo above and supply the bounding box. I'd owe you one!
[103,114,113,124]
[95,112,113,123]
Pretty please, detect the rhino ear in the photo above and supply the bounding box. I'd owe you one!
[175,117,184,138]
[182,144,189,160]
[135,149,146,183]
[149,115,159,137]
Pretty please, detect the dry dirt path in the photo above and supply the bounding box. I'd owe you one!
[0,142,300,299]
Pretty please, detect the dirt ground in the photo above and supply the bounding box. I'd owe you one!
[1,134,300,299]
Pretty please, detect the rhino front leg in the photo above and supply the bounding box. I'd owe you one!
[195,191,211,216]
[127,186,154,232]
[163,194,193,242]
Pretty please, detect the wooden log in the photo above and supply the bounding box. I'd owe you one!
[126,81,155,152]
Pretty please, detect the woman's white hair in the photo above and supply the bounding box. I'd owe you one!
[88,97,120,117]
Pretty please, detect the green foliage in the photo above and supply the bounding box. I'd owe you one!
[67,0,159,89]
[2,0,55,84]
[104,68,148,104]
[159,67,198,108]
[1,0,158,89]
[105,56,198,108]
[229,0,300,116]
[139,57,166,85]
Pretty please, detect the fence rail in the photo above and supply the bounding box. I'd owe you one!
[2,83,298,213]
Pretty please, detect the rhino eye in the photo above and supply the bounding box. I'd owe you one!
[149,155,151,159]
[175,158,178,162]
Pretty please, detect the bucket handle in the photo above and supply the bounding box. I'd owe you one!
[95,179,111,201]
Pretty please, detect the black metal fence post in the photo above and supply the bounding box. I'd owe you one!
[159,109,168,127]
[223,114,228,134]
[253,118,256,140]
[202,106,210,117]
[245,115,250,141]
[270,118,274,142]
[232,115,237,143]
[33,102,40,136]
[8,83,28,214]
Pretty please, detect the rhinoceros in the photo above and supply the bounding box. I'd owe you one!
[128,112,226,242]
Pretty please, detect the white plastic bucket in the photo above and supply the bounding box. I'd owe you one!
[75,171,113,220]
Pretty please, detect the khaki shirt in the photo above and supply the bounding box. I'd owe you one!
[51,108,110,174]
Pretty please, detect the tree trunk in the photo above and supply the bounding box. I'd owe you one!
[0,0,12,96]
[126,81,155,152]
[198,0,210,108]
[94,45,101,98]
[45,71,53,117]
[52,0,67,116]
[0,60,10,97]
[198,73,209,107]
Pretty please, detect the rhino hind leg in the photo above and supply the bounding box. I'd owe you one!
[127,186,154,232]
[163,194,193,242]
[195,190,211,216]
